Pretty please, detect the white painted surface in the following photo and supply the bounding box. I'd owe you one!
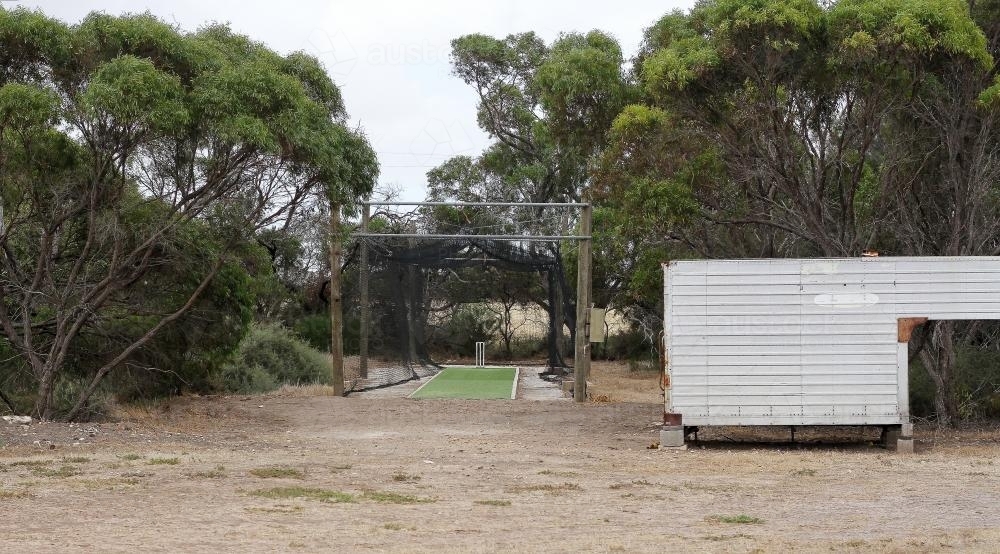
[663,257,1000,426]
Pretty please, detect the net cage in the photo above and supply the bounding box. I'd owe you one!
[342,202,583,393]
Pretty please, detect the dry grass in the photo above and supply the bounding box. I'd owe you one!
[245,505,304,514]
[32,465,82,478]
[383,522,417,531]
[707,514,765,525]
[361,490,434,504]
[8,459,53,468]
[186,466,226,479]
[250,467,304,479]
[586,361,661,403]
[265,384,340,398]
[507,482,582,494]
[249,487,354,503]
[0,489,34,499]
[537,469,579,477]
[474,499,512,507]
[148,457,180,465]
[61,456,90,464]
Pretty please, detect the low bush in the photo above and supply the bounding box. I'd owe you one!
[220,324,331,393]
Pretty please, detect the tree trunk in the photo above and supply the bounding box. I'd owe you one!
[918,321,960,426]
[34,365,58,421]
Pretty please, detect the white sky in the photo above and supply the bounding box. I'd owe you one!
[17,0,693,200]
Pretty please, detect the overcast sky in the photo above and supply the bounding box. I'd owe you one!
[17,0,693,200]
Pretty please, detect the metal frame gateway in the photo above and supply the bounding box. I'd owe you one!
[351,201,594,401]
[660,256,1000,450]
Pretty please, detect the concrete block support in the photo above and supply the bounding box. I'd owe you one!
[897,421,914,454]
[660,425,685,448]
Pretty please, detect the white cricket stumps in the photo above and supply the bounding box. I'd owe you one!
[475,342,485,367]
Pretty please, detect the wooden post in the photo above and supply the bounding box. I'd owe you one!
[329,204,345,396]
[574,204,592,402]
[359,203,370,379]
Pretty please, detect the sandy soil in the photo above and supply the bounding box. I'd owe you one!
[2,369,1000,553]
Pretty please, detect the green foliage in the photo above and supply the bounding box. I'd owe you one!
[0,83,58,129]
[0,6,377,419]
[910,346,1000,420]
[436,306,499,356]
[829,0,991,68]
[222,324,331,391]
[219,363,278,395]
[80,55,187,131]
[293,314,332,353]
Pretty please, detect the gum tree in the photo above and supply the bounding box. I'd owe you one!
[597,0,995,424]
[0,9,376,419]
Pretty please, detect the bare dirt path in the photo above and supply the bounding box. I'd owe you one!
[2,391,999,553]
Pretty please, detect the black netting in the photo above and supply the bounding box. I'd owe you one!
[344,236,573,393]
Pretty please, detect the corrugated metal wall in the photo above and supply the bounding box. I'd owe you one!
[663,257,1000,426]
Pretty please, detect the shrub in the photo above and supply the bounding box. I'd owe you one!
[219,364,278,394]
[50,376,112,422]
[221,323,330,392]
[435,305,498,355]
[293,314,331,353]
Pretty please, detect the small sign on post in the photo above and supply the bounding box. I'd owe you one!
[475,342,485,367]
[589,308,607,343]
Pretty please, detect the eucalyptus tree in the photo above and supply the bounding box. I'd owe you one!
[0,8,376,419]
[596,0,996,424]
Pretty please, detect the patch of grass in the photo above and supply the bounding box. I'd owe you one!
[77,478,141,490]
[682,481,730,492]
[61,456,90,464]
[474,499,511,507]
[245,505,304,514]
[187,466,226,479]
[250,467,304,479]
[791,468,817,477]
[249,487,355,503]
[537,469,579,477]
[0,489,34,499]
[32,465,82,478]
[362,490,435,504]
[118,454,142,461]
[610,479,653,490]
[706,514,764,525]
[702,533,754,541]
[507,482,582,494]
[383,522,417,531]
[147,457,180,466]
[391,473,420,482]
[9,460,52,467]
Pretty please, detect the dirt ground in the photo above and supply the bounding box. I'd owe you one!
[2,364,1000,553]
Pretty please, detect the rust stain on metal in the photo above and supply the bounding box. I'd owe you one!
[897,317,928,343]
[663,413,682,426]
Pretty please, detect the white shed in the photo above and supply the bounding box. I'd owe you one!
[660,257,1000,449]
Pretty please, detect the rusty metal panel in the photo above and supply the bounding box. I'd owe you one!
[663,257,1000,427]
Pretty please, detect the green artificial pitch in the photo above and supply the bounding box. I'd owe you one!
[409,366,518,400]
